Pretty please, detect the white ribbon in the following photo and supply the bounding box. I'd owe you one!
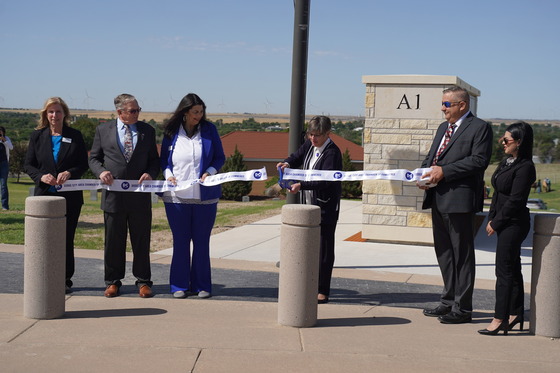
[56,167,268,193]
[281,168,432,183]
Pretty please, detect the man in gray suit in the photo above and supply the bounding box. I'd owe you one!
[89,94,160,298]
[418,86,493,324]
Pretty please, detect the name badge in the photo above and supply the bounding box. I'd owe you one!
[62,137,72,143]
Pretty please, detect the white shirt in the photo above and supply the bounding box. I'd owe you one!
[303,138,331,204]
[164,126,203,200]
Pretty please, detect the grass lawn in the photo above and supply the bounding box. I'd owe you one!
[0,177,285,250]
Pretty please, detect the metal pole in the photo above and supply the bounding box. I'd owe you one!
[287,0,310,204]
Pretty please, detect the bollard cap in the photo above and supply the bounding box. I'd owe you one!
[534,213,560,236]
[281,204,321,227]
[25,196,67,218]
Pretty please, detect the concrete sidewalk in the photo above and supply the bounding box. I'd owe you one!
[1,200,558,372]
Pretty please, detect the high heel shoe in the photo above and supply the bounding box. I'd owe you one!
[508,315,524,331]
[478,319,509,336]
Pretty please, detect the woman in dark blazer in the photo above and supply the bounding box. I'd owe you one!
[160,93,225,299]
[277,115,343,304]
[24,97,88,293]
[479,121,536,335]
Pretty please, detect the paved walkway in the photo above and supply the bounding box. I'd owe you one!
[1,200,558,372]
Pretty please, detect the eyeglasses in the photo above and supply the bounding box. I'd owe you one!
[122,107,142,114]
[441,101,463,108]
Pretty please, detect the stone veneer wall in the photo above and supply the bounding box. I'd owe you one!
[361,75,479,244]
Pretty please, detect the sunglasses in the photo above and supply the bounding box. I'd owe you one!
[122,108,142,114]
[501,137,514,145]
[441,101,463,108]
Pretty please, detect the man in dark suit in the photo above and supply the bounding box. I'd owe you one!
[89,93,160,298]
[418,86,493,324]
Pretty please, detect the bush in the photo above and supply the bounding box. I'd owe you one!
[221,146,252,200]
[341,148,362,198]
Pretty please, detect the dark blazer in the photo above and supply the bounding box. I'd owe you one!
[24,126,88,204]
[488,158,536,232]
[285,138,343,225]
[421,113,493,213]
[88,120,160,213]
[160,120,225,201]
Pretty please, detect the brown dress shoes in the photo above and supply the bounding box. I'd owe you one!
[139,285,153,298]
[104,284,119,298]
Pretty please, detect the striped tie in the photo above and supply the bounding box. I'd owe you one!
[432,124,456,165]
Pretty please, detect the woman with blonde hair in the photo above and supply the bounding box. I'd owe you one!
[24,97,88,293]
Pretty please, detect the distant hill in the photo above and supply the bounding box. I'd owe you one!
[1,108,557,125]
[0,108,362,124]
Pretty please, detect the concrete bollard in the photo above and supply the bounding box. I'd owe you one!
[278,204,321,327]
[24,196,67,319]
[90,189,98,201]
[530,213,560,337]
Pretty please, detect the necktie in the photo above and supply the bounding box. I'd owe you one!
[432,124,456,165]
[123,125,133,162]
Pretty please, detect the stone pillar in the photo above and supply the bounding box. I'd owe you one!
[531,214,560,337]
[278,204,321,327]
[24,196,66,319]
[361,75,480,244]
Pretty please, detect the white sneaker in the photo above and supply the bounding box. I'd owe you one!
[173,291,187,298]
[198,291,211,299]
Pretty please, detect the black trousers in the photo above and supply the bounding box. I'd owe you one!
[318,222,337,296]
[494,221,529,319]
[45,191,82,288]
[103,210,152,287]
[431,205,476,315]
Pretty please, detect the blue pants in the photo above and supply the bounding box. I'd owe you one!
[0,160,8,210]
[164,202,217,293]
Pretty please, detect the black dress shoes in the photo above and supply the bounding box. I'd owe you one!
[423,305,451,317]
[438,311,472,324]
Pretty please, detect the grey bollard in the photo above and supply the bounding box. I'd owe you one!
[530,213,560,337]
[90,189,98,201]
[24,196,67,319]
[278,204,321,327]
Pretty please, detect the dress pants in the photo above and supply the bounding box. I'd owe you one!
[431,204,476,315]
[103,210,152,287]
[318,222,337,297]
[164,202,217,293]
[494,221,529,319]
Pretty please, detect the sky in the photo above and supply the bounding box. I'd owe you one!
[1,0,559,121]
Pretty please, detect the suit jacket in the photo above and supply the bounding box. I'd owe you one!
[284,138,342,225]
[421,113,493,213]
[160,120,225,201]
[488,158,535,232]
[89,120,160,213]
[24,126,88,205]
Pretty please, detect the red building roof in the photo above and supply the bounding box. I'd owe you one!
[220,131,363,162]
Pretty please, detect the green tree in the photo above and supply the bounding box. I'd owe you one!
[341,148,362,198]
[9,141,28,182]
[72,116,98,150]
[221,146,252,200]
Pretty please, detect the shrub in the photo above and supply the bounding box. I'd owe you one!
[221,146,252,200]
